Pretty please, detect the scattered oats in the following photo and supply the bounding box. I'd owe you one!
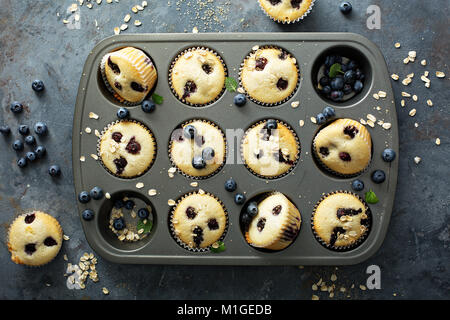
[107,0,112,3]
[74,14,80,22]
[412,94,418,102]
[134,20,142,26]
[120,24,128,31]
[312,284,318,291]
[85,127,92,134]
[198,189,205,195]
[96,0,102,4]
[331,274,337,282]
[114,27,120,35]
[63,19,69,24]
[401,99,405,107]
[148,189,157,196]
[382,122,392,130]
[95,129,101,137]
[78,0,84,6]
[435,138,441,145]
[105,192,111,199]
[414,122,419,128]
[136,182,144,189]
[360,118,367,125]
[421,59,427,66]
[168,172,174,178]
[340,287,346,293]
[102,287,109,295]
[425,82,430,88]
[124,14,131,23]
[87,3,93,8]
[311,295,319,300]
[192,26,198,33]
[367,120,375,128]
[378,91,387,98]
[367,114,377,122]
[64,254,68,261]
[190,182,198,187]
[90,154,99,160]
[80,156,86,162]
[136,4,144,10]
[89,112,99,119]
[372,93,380,100]
[403,57,410,64]
[391,74,399,81]
[421,75,430,83]
[402,78,412,86]
[237,87,245,94]
[168,167,177,174]
[320,285,328,292]
[63,234,70,241]
[299,120,305,127]
[409,109,417,117]
[142,1,148,7]
[310,117,317,124]
[360,285,367,291]
[168,199,176,206]
[414,156,421,164]
[407,73,415,78]
[426,99,433,107]
[394,42,401,48]
[401,91,411,97]
[132,6,138,13]
[291,101,300,108]
[329,292,334,298]
[69,3,78,12]
[436,71,445,78]
[252,45,259,51]
[424,71,429,77]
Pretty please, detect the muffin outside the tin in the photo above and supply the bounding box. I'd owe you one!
[313,118,372,177]
[170,191,228,250]
[169,47,226,106]
[100,47,158,105]
[98,120,156,178]
[258,0,315,24]
[169,120,226,179]
[241,119,299,178]
[7,211,63,266]
[311,191,371,251]
[240,46,299,105]
[244,192,301,251]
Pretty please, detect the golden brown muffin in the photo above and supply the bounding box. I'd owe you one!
[258,0,314,23]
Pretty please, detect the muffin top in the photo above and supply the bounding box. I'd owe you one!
[242,120,299,178]
[314,118,372,175]
[259,0,313,23]
[8,211,63,266]
[313,192,370,249]
[172,193,227,248]
[103,47,157,103]
[241,47,298,104]
[170,120,226,178]
[246,192,301,250]
[170,48,226,105]
[99,121,155,178]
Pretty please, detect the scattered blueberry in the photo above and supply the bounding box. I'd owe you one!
[202,147,215,161]
[316,113,326,125]
[382,148,396,162]
[117,107,129,119]
[234,93,246,107]
[192,156,206,169]
[330,77,344,90]
[12,140,24,151]
[34,122,48,136]
[137,208,150,219]
[353,80,364,93]
[141,100,156,113]
[32,79,45,92]
[265,119,278,130]
[114,199,125,209]
[10,101,23,114]
[339,1,352,14]
[371,170,386,184]
[343,70,356,84]
[82,209,94,221]
[234,193,246,205]
[125,200,135,210]
[35,146,46,158]
[113,217,126,230]
[241,213,252,227]
[246,202,259,217]
[319,76,329,87]
[18,124,30,135]
[90,186,104,200]
[26,151,36,162]
[0,125,11,135]
[78,191,91,203]
[183,125,197,139]
[25,135,36,145]
[322,106,335,119]
[17,157,27,168]
[224,178,237,192]
[351,179,365,191]
[48,165,61,177]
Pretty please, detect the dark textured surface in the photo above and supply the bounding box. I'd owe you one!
[0,0,448,300]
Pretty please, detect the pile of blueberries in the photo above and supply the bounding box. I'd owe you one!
[111,198,150,231]
[78,186,104,221]
[116,99,156,119]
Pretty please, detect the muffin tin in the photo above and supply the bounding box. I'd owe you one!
[73,33,398,265]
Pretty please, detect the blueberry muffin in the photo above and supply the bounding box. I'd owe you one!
[170,48,226,105]
[244,192,301,251]
[171,192,227,249]
[7,211,63,266]
[99,120,156,178]
[258,0,314,24]
[169,120,226,178]
[240,47,298,104]
[313,118,372,176]
[312,191,371,250]
[101,47,157,104]
[241,119,299,178]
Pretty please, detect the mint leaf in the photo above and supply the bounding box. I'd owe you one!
[328,63,344,78]
[137,219,153,234]
[210,241,226,253]
[152,93,164,105]
[225,77,238,92]
[365,190,379,204]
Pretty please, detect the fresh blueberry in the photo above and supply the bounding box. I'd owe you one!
[322,106,335,118]
[48,165,61,177]
[113,217,126,230]
[324,56,336,67]
[351,179,364,191]
[319,76,330,87]
[234,193,246,205]
[34,122,48,136]
[26,151,36,162]
[353,80,364,93]
[17,157,27,168]
[330,77,344,90]
[382,148,396,162]
[344,70,356,84]
[18,125,30,135]
[78,191,91,204]
[12,140,24,151]
[321,85,332,95]
[183,125,197,139]
[82,209,94,221]
[341,64,349,72]
[125,200,135,210]
[339,2,352,14]
[333,55,343,64]
[224,178,237,192]
[141,100,156,113]
[347,60,358,70]
[234,93,246,107]
[202,147,215,161]
[355,69,365,81]
[35,146,46,158]
[316,113,326,125]
[90,186,104,200]
[25,135,36,145]
[241,213,252,227]
[117,107,129,119]
[192,156,206,169]
[114,199,125,209]
[371,170,386,184]
[10,101,23,114]
[343,84,353,95]
[265,119,278,130]
[246,202,259,217]
[330,90,344,101]
[32,79,45,92]
[137,208,150,219]
[0,126,11,135]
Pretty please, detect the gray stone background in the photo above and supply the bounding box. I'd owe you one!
[0,0,448,299]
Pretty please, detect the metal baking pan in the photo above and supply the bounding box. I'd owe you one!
[72,33,398,265]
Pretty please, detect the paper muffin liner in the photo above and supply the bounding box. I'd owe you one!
[239,45,300,107]
[168,119,227,180]
[244,192,302,251]
[311,190,372,252]
[258,0,316,24]
[97,119,157,179]
[168,191,229,253]
[240,119,300,180]
[100,48,157,106]
[7,210,63,267]
[168,46,228,107]
[312,119,372,178]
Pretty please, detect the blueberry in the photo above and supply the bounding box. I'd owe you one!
[113,217,126,230]
[330,90,344,101]
[265,119,278,130]
[117,107,129,119]
[321,85,332,95]
[351,179,364,191]
[26,151,36,162]
[202,147,215,161]
[0,126,11,135]
[90,186,104,200]
[141,100,156,113]
[339,2,352,14]
[333,55,343,64]
[125,200,135,210]
[25,135,36,145]
[234,193,246,205]
[224,178,237,192]
[78,191,91,204]
[114,199,125,209]
[192,156,206,169]
[316,113,326,125]
[355,69,365,81]
[347,60,358,70]
[137,208,150,219]
[234,93,246,107]
[12,140,24,151]
[48,165,61,177]
[343,84,353,95]
[183,125,197,139]
[353,80,364,93]
[34,122,48,136]
[82,209,94,221]
[322,106,335,118]
[341,64,349,72]
[324,56,335,67]
[371,170,386,184]
[35,146,46,158]
[330,77,344,90]
[32,79,45,92]
[382,148,396,162]
[319,76,330,87]
[17,157,27,168]
[344,70,356,84]
[246,202,259,217]
[241,213,252,227]
[10,101,23,114]
[18,124,30,135]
